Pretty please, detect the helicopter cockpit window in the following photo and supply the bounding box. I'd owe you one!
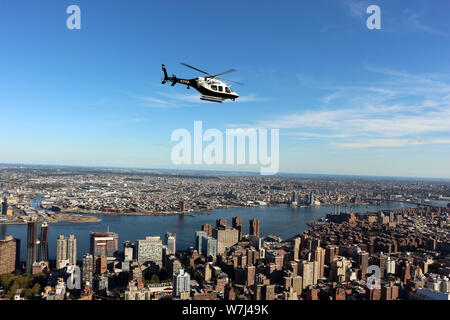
[225,87,231,93]
[218,86,223,92]
[211,85,217,91]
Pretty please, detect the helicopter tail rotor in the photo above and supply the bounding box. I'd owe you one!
[161,64,170,84]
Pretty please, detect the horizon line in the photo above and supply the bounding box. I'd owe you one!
[1,162,450,182]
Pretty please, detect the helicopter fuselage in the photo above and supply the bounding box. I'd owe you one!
[161,65,239,102]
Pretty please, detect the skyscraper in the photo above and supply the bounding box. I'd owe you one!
[249,235,264,251]
[245,265,256,286]
[82,253,94,286]
[195,231,207,254]
[90,231,119,258]
[136,236,163,267]
[249,219,260,237]
[39,222,49,262]
[56,235,77,269]
[216,218,227,228]
[299,261,314,289]
[123,241,134,261]
[232,217,243,240]
[165,232,176,254]
[202,224,213,236]
[358,251,369,276]
[313,247,325,280]
[212,227,239,254]
[173,269,190,298]
[94,255,107,274]
[291,237,301,261]
[0,236,18,274]
[26,221,37,273]
[309,192,315,206]
[202,235,218,258]
[292,191,297,204]
[1,197,7,216]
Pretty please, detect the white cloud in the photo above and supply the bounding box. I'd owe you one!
[238,66,450,149]
[402,9,449,37]
[341,0,369,19]
[137,90,265,107]
[123,118,147,123]
[334,138,450,149]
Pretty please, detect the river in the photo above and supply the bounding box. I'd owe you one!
[0,202,417,261]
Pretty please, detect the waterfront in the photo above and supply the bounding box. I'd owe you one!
[0,202,416,261]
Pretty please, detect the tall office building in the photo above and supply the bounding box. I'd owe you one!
[299,261,315,289]
[90,231,119,258]
[39,222,49,262]
[309,192,315,206]
[216,219,227,228]
[358,251,369,276]
[374,253,388,278]
[249,235,264,251]
[202,224,213,236]
[123,241,134,261]
[1,197,7,216]
[202,236,218,258]
[195,231,207,254]
[0,236,19,274]
[26,221,37,273]
[56,235,77,269]
[245,265,256,286]
[136,236,163,267]
[263,284,275,300]
[165,232,176,254]
[313,247,325,280]
[249,219,260,237]
[94,255,107,274]
[291,237,301,260]
[173,269,190,298]
[330,256,352,283]
[82,253,94,286]
[232,217,243,240]
[325,245,339,265]
[166,255,182,276]
[195,231,217,258]
[212,226,239,254]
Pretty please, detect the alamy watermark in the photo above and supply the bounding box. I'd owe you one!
[66,5,81,30]
[366,265,381,289]
[64,4,380,31]
[171,121,279,175]
[66,265,81,290]
[366,5,381,30]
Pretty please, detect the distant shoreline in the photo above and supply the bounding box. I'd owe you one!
[56,200,410,217]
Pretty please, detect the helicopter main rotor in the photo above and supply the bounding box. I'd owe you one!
[180,62,244,86]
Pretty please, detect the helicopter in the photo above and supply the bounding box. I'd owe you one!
[161,63,242,103]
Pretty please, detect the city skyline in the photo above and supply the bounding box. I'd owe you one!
[1,1,450,178]
[1,205,449,301]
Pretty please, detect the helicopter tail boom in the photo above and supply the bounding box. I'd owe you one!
[161,64,192,87]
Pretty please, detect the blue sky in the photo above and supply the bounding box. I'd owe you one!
[1,0,449,178]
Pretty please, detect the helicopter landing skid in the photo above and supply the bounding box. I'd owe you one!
[200,95,224,103]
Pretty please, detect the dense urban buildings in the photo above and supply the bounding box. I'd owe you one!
[0,166,449,301]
